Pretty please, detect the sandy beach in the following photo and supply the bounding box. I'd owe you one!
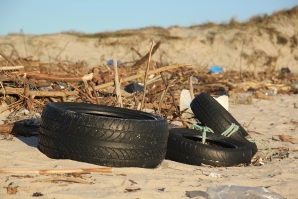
[0,6,298,198]
[0,94,297,199]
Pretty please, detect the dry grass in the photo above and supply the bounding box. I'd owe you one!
[62,26,181,40]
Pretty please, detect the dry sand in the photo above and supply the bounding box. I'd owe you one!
[0,94,298,198]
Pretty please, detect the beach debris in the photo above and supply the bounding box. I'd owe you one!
[6,182,18,195]
[32,177,92,184]
[265,88,278,96]
[116,173,127,176]
[32,192,43,197]
[206,185,284,199]
[0,120,39,136]
[0,167,113,174]
[124,188,141,193]
[252,157,265,166]
[214,95,229,110]
[107,59,124,67]
[179,89,193,118]
[272,134,296,144]
[11,175,34,179]
[208,172,221,178]
[281,67,291,74]
[209,65,223,74]
[254,91,274,100]
[124,82,144,93]
[129,179,137,184]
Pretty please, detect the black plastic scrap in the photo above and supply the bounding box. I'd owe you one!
[124,82,144,94]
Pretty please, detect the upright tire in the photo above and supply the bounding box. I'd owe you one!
[190,92,258,155]
[166,128,252,167]
[38,102,169,168]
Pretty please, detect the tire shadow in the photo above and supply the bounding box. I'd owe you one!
[3,118,40,148]
[17,136,38,148]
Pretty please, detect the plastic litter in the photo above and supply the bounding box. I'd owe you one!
[281,67,290,74]
[191,76,200,84]
[208,172,221,178]
[291,83,298,90]
[210,65,223,74]
[213,95,229,111]
[180,89,194,118]
[206,185,284,199]
[107,59,124,67]
[180,90,229,116]
[265,88,278,96]
[124,82,144,94]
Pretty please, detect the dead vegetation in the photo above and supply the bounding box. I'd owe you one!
[0,39,297,131]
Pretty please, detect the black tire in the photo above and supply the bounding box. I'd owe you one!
[190,92,258,155]
[166,128,252,167]
[38,102,169,168]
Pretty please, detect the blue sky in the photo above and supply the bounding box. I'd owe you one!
[1,0,297,36]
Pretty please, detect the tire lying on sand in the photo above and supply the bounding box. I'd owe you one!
[190,92,258,156]
[166,128,252,167]
[38,102,169,168]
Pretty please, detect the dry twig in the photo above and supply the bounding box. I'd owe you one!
[114,57,123,107]
[140,41,155,110]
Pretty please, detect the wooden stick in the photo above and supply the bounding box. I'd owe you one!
[159,69,180,115]
[160,72,180,115]
[83,80,93,100]
[18,72,93,82]
[140,41,155,110]
[158,84,171,114]
[90,82,99,104]
[0,66,24,71]
[0,87,79,97]
[0,167,113,174]
[189,76,195,100]
[131,41,161,68]
[114,57,123,107]
[32,177,91,184]
[0,51,16,66]
[91,63,192,91]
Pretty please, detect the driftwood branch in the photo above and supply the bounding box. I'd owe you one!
[189,76,195,100]
[19,72,93,82]
[114,57,123,107]
[0,167,113,174]
[0,87,78,97]
[140,40,155,110]
[32,177,91,184]
[131,41,161,68]
[0,66,24,71]
[0,51,16,66]
[92,63,192,91]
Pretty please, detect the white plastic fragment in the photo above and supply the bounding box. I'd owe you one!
[206,185,284,199]
[179,89,194,118]
[213,95,229,111]
[208,172,221,178]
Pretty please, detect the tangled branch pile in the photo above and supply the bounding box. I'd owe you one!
[0,41,298,126]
